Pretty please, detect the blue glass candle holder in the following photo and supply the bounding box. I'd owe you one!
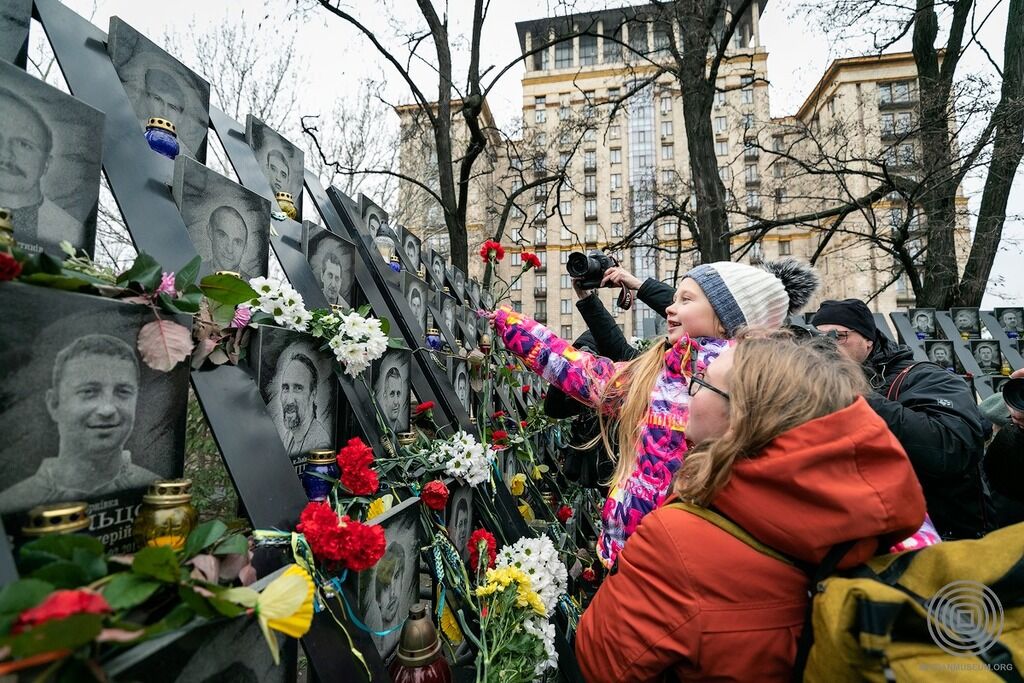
[389,256,402,273]
[144,117,179,160]
[426,328,442,351]
[301,449,338,502]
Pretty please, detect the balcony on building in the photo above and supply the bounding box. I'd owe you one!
[534,286,548,298]
[535,312,548,324]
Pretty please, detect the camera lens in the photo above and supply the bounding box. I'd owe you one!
[566,252,590,278]
[1004,378,1024,412]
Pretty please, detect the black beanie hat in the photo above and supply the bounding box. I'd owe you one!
[811,299,878,341]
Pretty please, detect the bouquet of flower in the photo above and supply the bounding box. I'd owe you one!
[495,535,568,617]
[248,276,312,331]
[426,431,496,487]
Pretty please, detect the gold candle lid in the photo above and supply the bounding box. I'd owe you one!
[397,432,417,446]
[275,191,294,203]
[307,448,336,464]
[443,287,451,294]
[22,502,90,536]
[395,603,443,667]
[143,479,193,506]
[215,270,241,278]
[146,117,177,134]
[418,266,426,279]
[0,207,12,233]
[427,327,440,336]
[469,417,477,425]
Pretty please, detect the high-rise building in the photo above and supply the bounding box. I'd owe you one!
[395,2,967,343]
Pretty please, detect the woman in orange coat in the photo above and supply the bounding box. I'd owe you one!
[575,332,927,682]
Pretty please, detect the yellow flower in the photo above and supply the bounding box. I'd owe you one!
[515,585,547,616]
[531,465,543,481]
[256,564,315,665]
[518,501,535,521]
[510,473,527,496]
[147,535,185,551]
[366,494,393,521]
[440,601,463,645]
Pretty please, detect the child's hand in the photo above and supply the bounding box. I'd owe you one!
[477,308,498,321]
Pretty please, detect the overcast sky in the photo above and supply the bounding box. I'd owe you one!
[62,0,1021,306]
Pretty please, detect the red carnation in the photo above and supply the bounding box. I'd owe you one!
[520,420,528,429]
[521,252,542,270]
[491,410,506,420]
[491,429,508,445]
[12,590,111,634]
[521,385,530,395]
[479,240,505,263]
[414,401,435,415]
[421,480,449,511]
[467,528,497,572]
[339,516,386,571]
[0,251,22,282]
[556,505,573,524]
[337,437,379,496]
[297,501,346,563]
[582,567,597,583]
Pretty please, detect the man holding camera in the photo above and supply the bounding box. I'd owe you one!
[984,368,1024,511]
[812,299,991,540]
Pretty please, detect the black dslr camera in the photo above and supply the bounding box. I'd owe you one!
[566,251,616,290]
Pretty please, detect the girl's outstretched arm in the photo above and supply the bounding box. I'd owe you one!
[490,307,624,411]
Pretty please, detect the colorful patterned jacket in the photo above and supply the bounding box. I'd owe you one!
[493,307,729,567]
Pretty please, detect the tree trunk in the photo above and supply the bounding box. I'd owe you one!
[957,0,1024,305]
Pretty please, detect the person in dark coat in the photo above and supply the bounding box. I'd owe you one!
[812,299,991,540]
[543,267,675,486]
[982,368,1024,518]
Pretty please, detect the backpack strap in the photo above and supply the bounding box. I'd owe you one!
[886,362,922,401]
[665,502,796,567]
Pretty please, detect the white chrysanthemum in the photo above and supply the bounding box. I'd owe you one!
[523,617,558,677]
[496,536,567,616]
[249,276,275,295]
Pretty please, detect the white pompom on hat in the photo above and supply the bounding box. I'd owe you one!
[684,258,819,337]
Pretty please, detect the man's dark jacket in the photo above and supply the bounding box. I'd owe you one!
[543,279,675,487]
[862,335,991,539]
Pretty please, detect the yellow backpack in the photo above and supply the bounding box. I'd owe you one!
[669,503,1024,681]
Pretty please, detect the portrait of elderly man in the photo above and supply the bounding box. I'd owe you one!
[0,334,159,513]
[0,85,91,252]
[952,307,980,338]
[267,346,332,456]
[374,351,410,434]
[997,308,1022,336]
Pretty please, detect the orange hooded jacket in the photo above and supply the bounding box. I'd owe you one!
[575,397,927,682]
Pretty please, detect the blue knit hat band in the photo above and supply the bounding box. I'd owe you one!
[685,264,746,336]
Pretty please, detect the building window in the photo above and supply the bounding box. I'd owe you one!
[585,198,597,218]
[559,131,572,145]
[779,239,792,256]
[561,225,572,240]
[535,300,547,316]
[741,113,754,129]
[896,112,912,135]
[662,220,678,236]
[878,80,912,105]
[603,26,622,62]
[559,105,571,120]
[559,151,570,168]
[584,224,598,244]
[653,24,671,55]
[660,120,673,137]
[745,163,759,182]
[534,96,546,123]
[511,252,522,266]
[611,222,623,237]
[559,200,572,215]
[560,274,572,289]
[898,143,915,165]
[746,190,760,209]
[511,227,522,241]
[584,175,597,193]
[584,128,597,143]
[511,279,522,291]
[512,300,522,312]
[718,165,731,181]
[775,186,785,203]
[772,135,784,152]
[714,116,727,133]
[610,173,622,190]
[740,74,754,104]
[661,169,675,185]
[628,21,648,54]
[538,252,547,267]
[772,162,785,178]
[880,113,895,136]
[560,299,572,314]
[661,144,674,160]
[535,34,550,70]
[660,95,672,114]
[561,325,574,337]
[715,140,728,156]
[580,34,597,65]
[560,250,569,264]
[536,226,547,243]
[610,148,622,164]
[611,198,623,212]
[584,150,597,169]
[555,39,573,68]
[609,125,620,139]
[715,90,726,108]
[607,86,620,100]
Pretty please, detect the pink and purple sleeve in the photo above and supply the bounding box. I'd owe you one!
[492,307,623,409]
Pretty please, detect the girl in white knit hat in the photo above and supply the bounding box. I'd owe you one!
[488,258,819,567]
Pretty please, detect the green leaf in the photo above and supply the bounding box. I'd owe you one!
[174,255,202,290]
[8,613,104,658]
[172,290,203,313]
[141,603,194,639]
[357,304,371,316]
[70,548,107,583]
[379,318,390,335]
[176,586,216,619]
[208,597,248,618]
[199,274,258,306]
[209,300,240,328]
[29,561,89,589]
[211,533,248,557]
[18,273,96,291]
[38,252,64,275]
[102,573,162,610]
[132,546,181,583]
[116,253,162,290]
[156,292,195,315]
[183,520,227,558]
[0,579,54,616]
[387,337,410,350]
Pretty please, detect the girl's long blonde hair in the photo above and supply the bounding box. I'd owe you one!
[674,331,869,506]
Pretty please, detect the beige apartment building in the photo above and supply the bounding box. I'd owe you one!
[396,1,965,342]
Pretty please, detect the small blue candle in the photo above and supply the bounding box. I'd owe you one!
[426,328,442,350]
[301,449,338,502]
[389,256,402,273]
[144,117,180,160]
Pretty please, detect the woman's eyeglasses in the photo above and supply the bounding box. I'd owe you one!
[688,372,730,400]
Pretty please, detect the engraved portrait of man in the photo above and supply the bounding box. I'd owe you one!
[0,335,159,512]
